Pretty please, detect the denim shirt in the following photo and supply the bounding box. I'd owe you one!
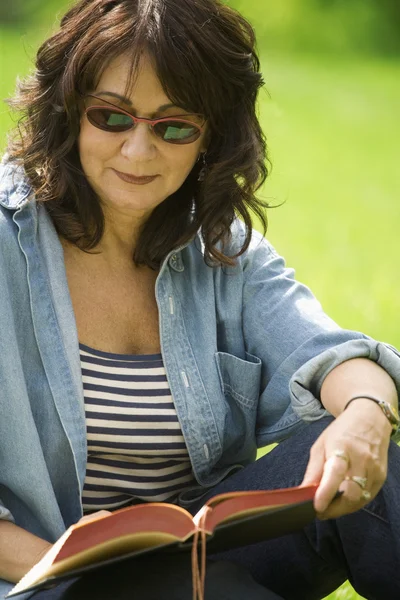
[1,159,400,599]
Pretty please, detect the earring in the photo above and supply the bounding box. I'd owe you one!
[197,152,207,182]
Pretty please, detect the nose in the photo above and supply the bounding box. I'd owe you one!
[120,122,157,162]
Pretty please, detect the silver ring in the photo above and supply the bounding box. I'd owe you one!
[332,449,350,464]
[350,475,368,490]
[361,490,372,501]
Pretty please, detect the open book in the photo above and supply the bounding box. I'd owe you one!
[8,484,317,598]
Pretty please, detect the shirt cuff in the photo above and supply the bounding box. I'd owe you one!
[289,339,400,439]
[0,500,15,523]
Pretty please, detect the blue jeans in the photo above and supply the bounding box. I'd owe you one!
[33,417,400,599]
[190,417,400,600]
[31,557,283,599]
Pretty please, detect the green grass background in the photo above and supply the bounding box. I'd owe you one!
[1,2,400,598]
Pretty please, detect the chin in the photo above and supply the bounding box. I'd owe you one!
[104,191,164,211]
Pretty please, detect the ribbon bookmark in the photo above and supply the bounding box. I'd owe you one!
[191,505,211,600]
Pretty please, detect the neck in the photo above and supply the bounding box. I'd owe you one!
[95,204,150,262]
[60,206,151,270]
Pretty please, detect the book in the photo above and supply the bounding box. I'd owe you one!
[7,484,317,598]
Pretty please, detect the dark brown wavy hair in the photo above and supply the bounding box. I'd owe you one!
[7,0,269,268]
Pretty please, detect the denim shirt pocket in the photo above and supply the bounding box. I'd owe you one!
[215,351,262,410]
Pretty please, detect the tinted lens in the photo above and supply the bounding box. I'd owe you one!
[87,108,133,132]
[155,120,201,144]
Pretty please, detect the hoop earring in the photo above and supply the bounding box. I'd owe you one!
[197,152,207,182]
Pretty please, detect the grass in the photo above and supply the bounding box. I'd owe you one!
[256,52,400,350]
[1,8,400,600]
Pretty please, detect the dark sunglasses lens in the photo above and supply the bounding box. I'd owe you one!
[87,108,133,132]
[155,120,201,144]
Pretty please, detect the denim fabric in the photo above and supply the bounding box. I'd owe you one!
[1,159,400,600]
[30,559,284,600]
[190,418,400,600]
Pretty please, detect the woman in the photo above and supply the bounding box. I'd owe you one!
[1,0,399,598]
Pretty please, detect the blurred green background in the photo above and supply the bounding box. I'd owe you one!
[1,2,399,599]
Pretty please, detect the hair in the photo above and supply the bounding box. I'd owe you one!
[7,0,269,268]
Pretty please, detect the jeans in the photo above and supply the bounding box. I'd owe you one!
[190,417,400,600]
[32,417,400,600]
[31,557,283,599]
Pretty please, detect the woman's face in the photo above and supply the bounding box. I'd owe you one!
[78,52,207,221]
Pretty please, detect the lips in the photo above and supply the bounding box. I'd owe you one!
[113,169,159,185]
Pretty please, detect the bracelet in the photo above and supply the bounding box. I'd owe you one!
[344,395,383,410]
[344,395,400,436]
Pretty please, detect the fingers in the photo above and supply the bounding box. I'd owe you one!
[317,476,371,520]
[301,410,390,520]
[313,451,349,513]
[302,442,387,519]
[301,440,326,488]
[316,448,387,519]
[301,440,353,513]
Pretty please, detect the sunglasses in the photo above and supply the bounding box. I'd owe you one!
[84,95,205,145]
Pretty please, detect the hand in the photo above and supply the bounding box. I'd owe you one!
[301,398,391,519]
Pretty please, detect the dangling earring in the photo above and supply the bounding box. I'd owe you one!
[197,152,207,182]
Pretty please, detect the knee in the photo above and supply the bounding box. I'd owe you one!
[256,417,334,486]
[205,560,284,599]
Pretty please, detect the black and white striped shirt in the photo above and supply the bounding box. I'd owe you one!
[80,343,196,512]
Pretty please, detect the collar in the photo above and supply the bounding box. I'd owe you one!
[0,157,33,210]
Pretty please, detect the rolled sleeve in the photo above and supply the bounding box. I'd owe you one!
[290,339,400,438]
[240,228,400,442]
[0,499,15,523]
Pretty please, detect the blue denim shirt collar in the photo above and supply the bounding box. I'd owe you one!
[0,157,32,210]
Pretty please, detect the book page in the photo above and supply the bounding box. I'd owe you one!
[10,503,197,595]
[201,485,317,531]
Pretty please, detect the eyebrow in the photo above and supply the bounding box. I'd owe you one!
[94,91,182,114]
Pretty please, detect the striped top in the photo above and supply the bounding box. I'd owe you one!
[80,343,196,512]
